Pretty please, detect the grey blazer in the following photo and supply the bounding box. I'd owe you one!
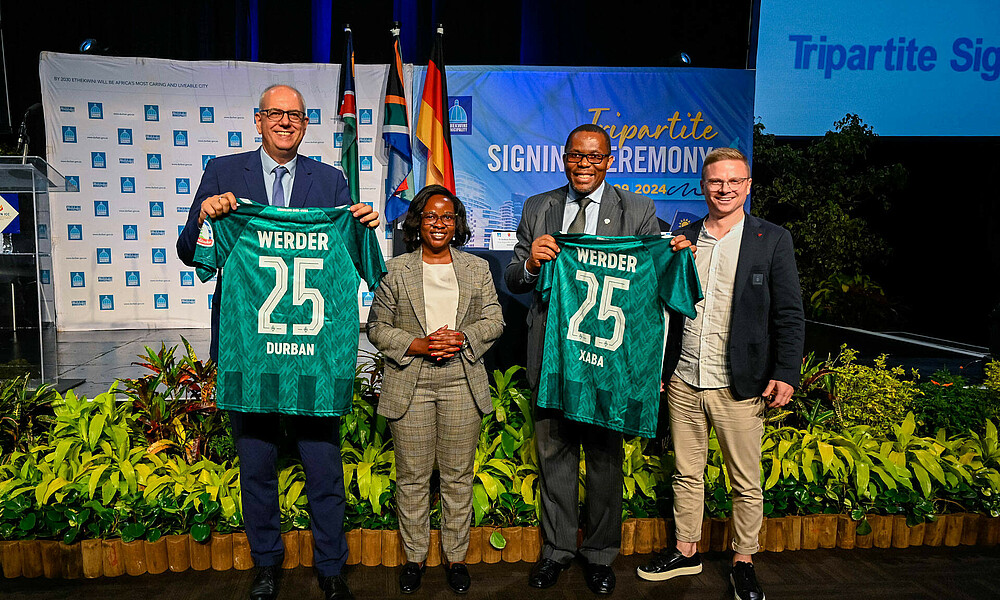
[367,248,505,419]
[503,184,660,390]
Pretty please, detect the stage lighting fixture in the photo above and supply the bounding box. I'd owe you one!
[669,51,693,66]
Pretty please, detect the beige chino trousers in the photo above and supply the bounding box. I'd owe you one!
[668,376,764,555]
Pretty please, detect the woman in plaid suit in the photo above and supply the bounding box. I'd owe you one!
[367,184,504,594]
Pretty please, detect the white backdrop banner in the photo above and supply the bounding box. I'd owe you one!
[40,52,404,331]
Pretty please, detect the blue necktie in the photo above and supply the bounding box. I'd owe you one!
[272,165,288,207]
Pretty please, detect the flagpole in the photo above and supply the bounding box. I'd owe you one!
[338,24,361,204]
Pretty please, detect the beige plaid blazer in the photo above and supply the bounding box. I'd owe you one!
[366,248,504,419]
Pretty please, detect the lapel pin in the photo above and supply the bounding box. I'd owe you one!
[604,218,610,224]
[757,233,763,237]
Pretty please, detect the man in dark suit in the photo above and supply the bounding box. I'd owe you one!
[637,147,804,600]
[505,124,688,595]
[177,84,377,600]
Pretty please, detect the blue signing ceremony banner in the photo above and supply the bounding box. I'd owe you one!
[413,67,755,247]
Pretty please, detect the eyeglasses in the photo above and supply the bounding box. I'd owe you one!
[703,177,749,191]
[259,108,307,123]
[421,212,456,225]
[564,152,610,164]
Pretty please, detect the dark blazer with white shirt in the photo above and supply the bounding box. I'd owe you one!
[663,212,805,399]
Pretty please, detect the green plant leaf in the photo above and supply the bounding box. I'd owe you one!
[190,523,210,542]
[489,529,506,550]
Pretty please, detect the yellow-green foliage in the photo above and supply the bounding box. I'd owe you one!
[985,360,1000,395]
[834,349,921,436]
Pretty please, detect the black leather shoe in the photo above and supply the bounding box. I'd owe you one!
[528,558,570,589]
[445,562,471,594]
[319,574,354,600]
[584,562,616,595]
[399,562,425,594]
[249,565,279,600]
[731,561,765,600]
[636,549,702,581]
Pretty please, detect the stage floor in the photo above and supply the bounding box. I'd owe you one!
[2,546,998,599]
[50,327,376,399]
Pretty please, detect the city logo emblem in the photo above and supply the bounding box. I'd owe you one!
[147,154,161,170]
[91,152,106,169]
[145,105,159,121]
[70,272,85,288]
[200,107,215,123]
[228,131,242,147]
[62,126,77,143]
[202,155,215,170]
[174,130,188,146]
[65,176,80,192]
[308,156,322,162]
[177,224,185,236]
[67,224,83,240]
[448,97,472,135]
[38,224,48,239]
[123,224,138,240]
[154,294,169,309]
[96,247,112,264]
[40,270,50,285]
[180,271,195,287]
[152,248,167,264]
[308,108,321,122]
[94,200,109,217]
[360,156,373,171]
[362,291,374,306]
[334,132,343,148]
[118,128,133,145]
[88,102,103,119]
[208,294,214,309]
[176,178,190,194]
[120,177,135,193]
[149,201,164,218]
[197,221,214,247]
[125,271,140,287]
[359,108,372,125]
[100,295,114,311]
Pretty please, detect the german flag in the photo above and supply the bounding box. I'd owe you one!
[416,25,455,193]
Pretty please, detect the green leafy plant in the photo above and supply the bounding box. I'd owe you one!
[120,339,223,463]
[0,375,58,455]
[913,370,999,437]
[833,349,920,436]
[752,115,906,325]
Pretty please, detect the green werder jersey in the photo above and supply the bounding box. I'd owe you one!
[193,201,386,416]
[537,234,703,437]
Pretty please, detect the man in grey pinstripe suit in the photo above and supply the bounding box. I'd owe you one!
[505,124,689,595]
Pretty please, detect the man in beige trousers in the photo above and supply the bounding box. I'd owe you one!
[637,148,805,600]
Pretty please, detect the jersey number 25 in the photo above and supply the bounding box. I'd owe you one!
[566,270,629,352]
[257,256,324,336]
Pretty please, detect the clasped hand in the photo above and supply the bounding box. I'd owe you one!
[407,326,465,360]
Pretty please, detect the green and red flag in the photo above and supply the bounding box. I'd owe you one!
[338,25,360,203]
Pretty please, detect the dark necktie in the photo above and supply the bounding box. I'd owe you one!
[272,165,288,207]
[568,196,592,234]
